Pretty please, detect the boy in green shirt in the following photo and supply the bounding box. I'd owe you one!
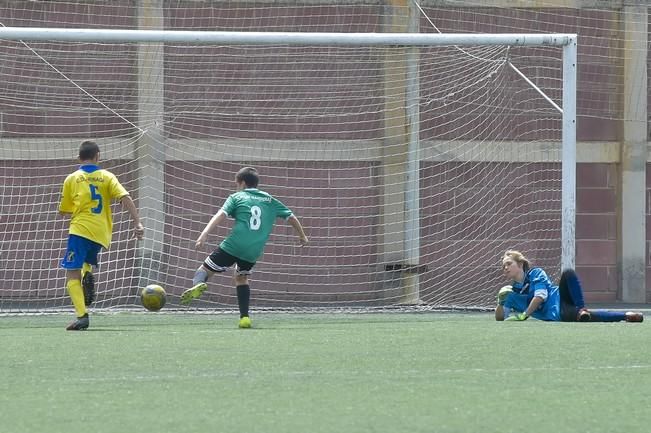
[181,167,308,328]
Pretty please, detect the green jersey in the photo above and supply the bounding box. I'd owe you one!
[219,188,293,263]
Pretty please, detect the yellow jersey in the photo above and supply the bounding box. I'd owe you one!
[59,164,129,249]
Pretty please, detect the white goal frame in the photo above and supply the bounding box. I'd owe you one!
[0,28,577,304]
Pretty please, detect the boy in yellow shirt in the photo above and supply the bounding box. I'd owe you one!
[59,140,144,330]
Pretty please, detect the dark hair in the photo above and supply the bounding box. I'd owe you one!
[79,140,100,161]
[236,167,259,188]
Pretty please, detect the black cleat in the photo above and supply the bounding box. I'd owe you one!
[66,314,90,331]
[577,308,592,322]
[82,272,96,306]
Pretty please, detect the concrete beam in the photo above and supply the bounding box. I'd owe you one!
[135,0,167,288]
[617,4,648,303]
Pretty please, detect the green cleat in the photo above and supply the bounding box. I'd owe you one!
[180,282,207,305]
[238,316,252,329]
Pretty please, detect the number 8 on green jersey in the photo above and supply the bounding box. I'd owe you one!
[218,188,293,263]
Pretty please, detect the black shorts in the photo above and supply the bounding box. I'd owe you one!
[560,302,579,322]
[558,269,581,322]
[204,247,255,275]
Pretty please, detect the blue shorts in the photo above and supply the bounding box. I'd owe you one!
[504,293,530,315]
[60,234,103,270]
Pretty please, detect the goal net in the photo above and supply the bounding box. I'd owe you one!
[0,26,575,313]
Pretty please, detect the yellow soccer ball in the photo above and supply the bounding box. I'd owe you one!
[141,284,167,312]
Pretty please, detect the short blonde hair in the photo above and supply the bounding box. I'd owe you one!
[503,250,530,272]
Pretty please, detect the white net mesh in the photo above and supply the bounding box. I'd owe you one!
[0,38,566,312]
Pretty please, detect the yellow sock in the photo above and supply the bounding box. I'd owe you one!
[66,279,86,317]
[82,262,92,277]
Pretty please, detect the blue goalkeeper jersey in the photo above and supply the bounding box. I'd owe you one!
[504,267,560,321]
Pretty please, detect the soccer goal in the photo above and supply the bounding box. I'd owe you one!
[0,27,576,313]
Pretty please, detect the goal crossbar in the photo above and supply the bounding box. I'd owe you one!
[0,27,575,47]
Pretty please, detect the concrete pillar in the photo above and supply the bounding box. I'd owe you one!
[618,4,647,302]
[136,0,167,288]
[380,0,421,303]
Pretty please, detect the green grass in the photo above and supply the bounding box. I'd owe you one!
[1,312,650,433]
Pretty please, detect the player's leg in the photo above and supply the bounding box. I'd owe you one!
[560,301,579,322]
[81,243,101,306]
[180,265,212,304]
[235,273,252,328]
[81,262,95,306]
[181,247,233,305]
[587,310,643,322]
[233,260,255,328]
[558,269,590,321]
[60,235,91,330]
[64,269,89,330]
[557,269,643,322]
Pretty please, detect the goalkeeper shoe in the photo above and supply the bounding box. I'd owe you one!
[82,271,96,306]
[625,312,644,323]
[180,282,207,305]
[238,316,252,329]
[66,314,89,331]
[577,308,592,322]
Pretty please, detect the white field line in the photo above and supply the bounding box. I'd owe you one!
[63,364,651,384]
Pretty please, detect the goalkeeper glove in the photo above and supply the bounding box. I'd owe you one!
[497,285,513,306]
[505,312,529,321]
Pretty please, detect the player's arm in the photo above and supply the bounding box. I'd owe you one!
[58,176,74,216]
[120,195,144,239]
[510,285,546,320]
[519,279,549,318]
[522,295,544,318]
[287,214,308,245]
[195,209,228,249]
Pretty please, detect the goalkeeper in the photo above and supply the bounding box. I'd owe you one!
[495,250,643,322]
[180,167,308,328]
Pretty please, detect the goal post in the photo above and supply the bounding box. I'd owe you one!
[0,27,577,313]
